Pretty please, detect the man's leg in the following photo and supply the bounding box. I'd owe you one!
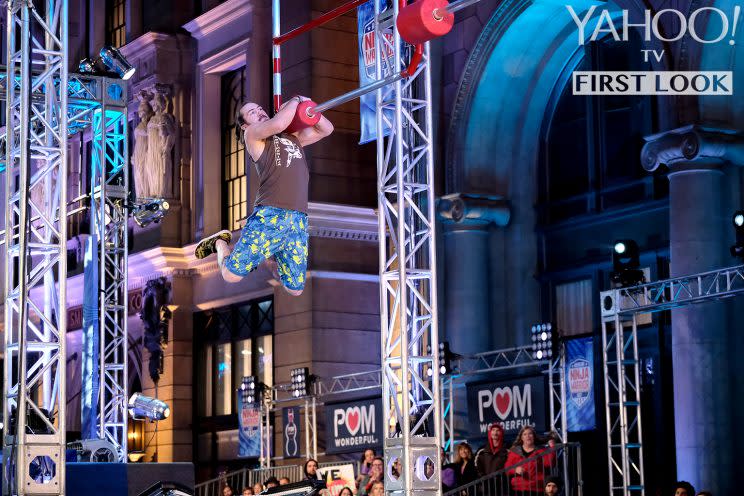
[274,213,309,296]
[216,239,243,283]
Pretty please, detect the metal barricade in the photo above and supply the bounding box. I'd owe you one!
[444,443,582,496]
[195,460,357,496]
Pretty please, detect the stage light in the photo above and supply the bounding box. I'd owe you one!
[128,393,170,421]
[290,367,312,398]
[133,197,170,228]
[531,323,554,360]
[100,45,135,80]
[240,375,259,404]
[731,211,744,261]
[611,239,645,287]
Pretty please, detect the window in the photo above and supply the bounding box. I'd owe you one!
[539,33,663,224]
[555,279,593,336]
[106,0,126,49]
[221,68,248,231]
[195,298,274,417]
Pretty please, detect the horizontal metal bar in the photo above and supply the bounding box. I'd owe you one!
[444,0,484,15]
[312,72,403,115]
[273,0,369,45]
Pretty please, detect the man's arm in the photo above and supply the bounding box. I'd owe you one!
[244,97,301,142]
[295,114,334,147]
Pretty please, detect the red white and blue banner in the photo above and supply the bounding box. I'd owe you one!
[358,0,393,143]
[238,396,262,458]
[565,337,596,432]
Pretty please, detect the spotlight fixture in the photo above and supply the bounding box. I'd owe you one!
[731,210,744,260]
[611,239,645,287]
[99,45,136,80]
[77,46,135,81]
[531,323,554,360]
[133,197,170,228]
[128,393,170,421]
[290,367,312,398]
[240,375,260,405]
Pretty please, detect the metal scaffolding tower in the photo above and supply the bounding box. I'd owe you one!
[2,0,68,494]
[599,264,744,496]
[90,82,129,462]
[374,2,442,494]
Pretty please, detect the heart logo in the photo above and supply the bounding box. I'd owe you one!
[346,407,361,435]
[494,388,512,420]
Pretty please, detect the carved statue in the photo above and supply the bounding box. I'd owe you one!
[145,89,177,198]
[132,91,154,199]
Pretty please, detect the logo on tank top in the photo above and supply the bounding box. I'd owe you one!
[276,137,303,166]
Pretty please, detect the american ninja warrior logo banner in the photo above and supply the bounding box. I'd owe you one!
[325,397,383,454]
[567,6,738,95]
[466,376,547,438]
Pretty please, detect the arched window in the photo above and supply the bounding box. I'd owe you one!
[539,32,665,224]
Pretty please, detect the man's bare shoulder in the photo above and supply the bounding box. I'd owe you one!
[246,137,267,163]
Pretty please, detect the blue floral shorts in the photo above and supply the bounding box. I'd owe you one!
[224,205,309,291]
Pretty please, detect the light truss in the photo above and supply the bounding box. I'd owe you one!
[374,2,441,494]
[598,265,744,496]
[1,52,130,493]
[3,1,68,494]
[91,95,129,462]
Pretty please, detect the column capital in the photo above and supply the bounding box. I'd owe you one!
[437,193,510,227]
[641,124,744,172]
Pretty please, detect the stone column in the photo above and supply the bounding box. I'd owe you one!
[642,125,744,495]
[438,193,510,355]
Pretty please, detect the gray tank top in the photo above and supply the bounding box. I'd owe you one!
[252,133,309,213]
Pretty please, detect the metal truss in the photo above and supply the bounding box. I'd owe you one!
[1,66,130,484]
[598,265,744,496]
[303,397,317,462]
[2,1,68,494]
[601,263,744,317]
[314,369,382,397]
[451,346,540,375]
[90,85,129,462]
[374,3,441,494]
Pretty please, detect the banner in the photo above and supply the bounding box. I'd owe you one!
[282,406,301,459]
[565,337,596,432]
[466,376,547,438]
[238,396,262,458]
[325,397,383,454]
[357,0,393,143]
[317,464,357,495]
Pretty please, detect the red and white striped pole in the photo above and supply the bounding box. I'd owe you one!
[272,0,282,112]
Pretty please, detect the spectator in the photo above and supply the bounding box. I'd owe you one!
[279,477,291,485]
[544,476,561,495]
[304,459,319,480]
[359,457,384,495]
[339,488,354,496]
[370,481,384,496]
[222,485,234,496]
[476,423,509,476]
[505,425,556,496]
[241,489,254,496]
[252,483,263,494]
[452,441,479,488]
[264,477,279,489]
[674,482,696,496]
[360,448,376,477]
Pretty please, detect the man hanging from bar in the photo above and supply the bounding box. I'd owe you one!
[194,96,333,295]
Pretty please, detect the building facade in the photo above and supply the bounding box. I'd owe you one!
[1,0,743,494]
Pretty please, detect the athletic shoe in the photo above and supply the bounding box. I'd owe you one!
[195,230,232,259]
